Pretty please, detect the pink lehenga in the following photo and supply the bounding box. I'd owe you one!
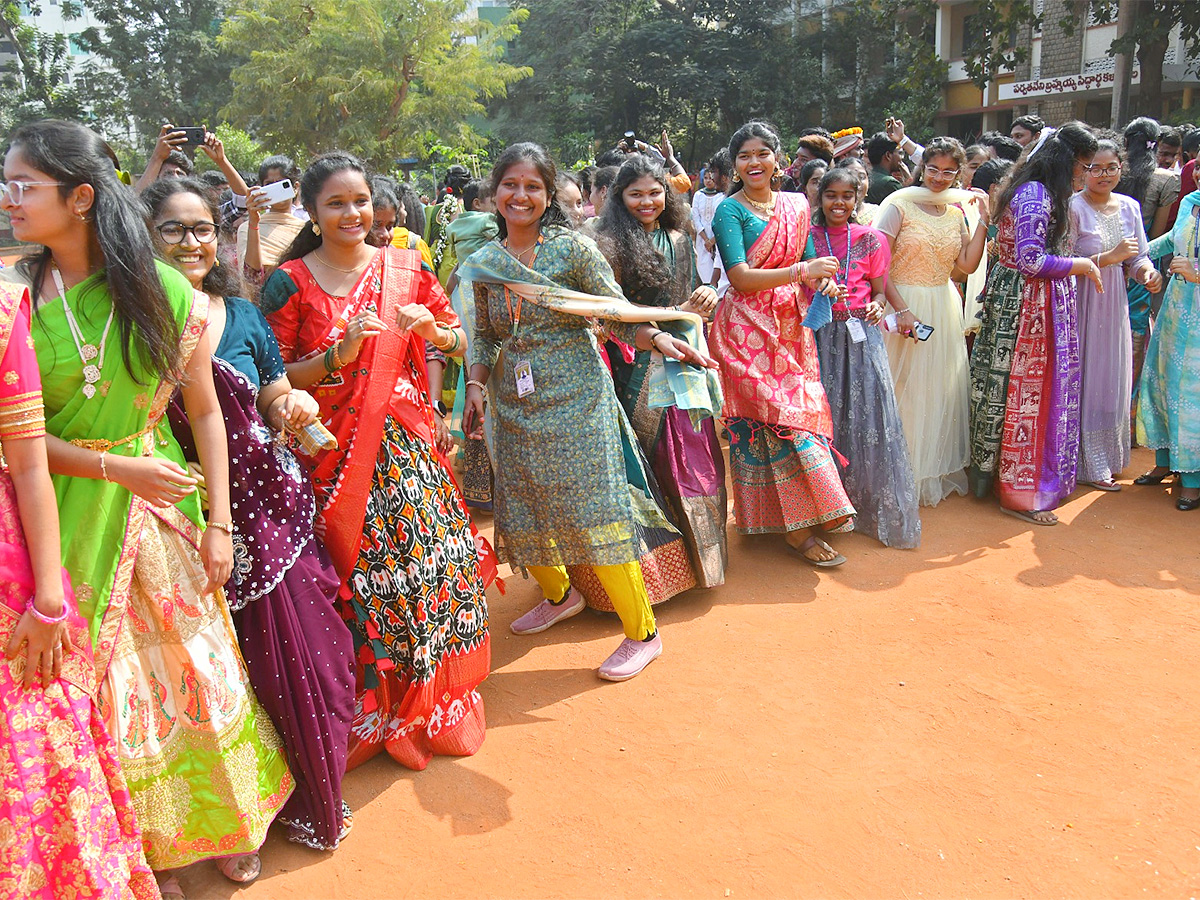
[0,283,160,900]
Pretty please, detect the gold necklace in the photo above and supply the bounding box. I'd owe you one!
[505,237,540,264]
[744,192,776,214]
[314,250,366,273]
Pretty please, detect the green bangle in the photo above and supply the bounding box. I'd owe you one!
[324,347,336,373]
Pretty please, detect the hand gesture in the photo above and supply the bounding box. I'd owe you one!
[814,277,846,301]
[274,389,320,431]
[5,592,72,688]
[198,132,225,166]
[885,117,906,146]
[659,130,675,162]
[463,384,486,440]
[1142,268,1164,293]
[111,455,198,508]
[681,285,718,318]
[968,188,991,224]
[1105,237,1139,266]
[805,256,839,281]
[199,527,233,595]
[649,330,719,368]
[1079,257,1104,293]
[863,298,886,325]
[1168,256,1198,283]
[246,187,272,223]
[153,124,188,161]
[395,302,438,342]
[338,311,387,362]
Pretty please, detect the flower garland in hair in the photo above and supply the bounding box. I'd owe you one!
[431,191,463,273]
[831,126,863,140]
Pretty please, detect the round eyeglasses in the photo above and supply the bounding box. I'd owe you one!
[923,165,960,180]
[1085,163,1122,176]
[0,180,67,205]
[156,221,218,244]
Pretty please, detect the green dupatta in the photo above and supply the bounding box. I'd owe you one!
[25,261,206,673]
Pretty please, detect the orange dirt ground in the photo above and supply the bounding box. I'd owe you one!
[179,445,1200,899]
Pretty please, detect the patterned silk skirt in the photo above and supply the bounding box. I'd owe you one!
[725,417,855,535]
[101,510,294,872]
[968,262,1023,498]
[342,417,491,772]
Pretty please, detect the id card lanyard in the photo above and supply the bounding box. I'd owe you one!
[823,226,865,342]
[504,235,543,398]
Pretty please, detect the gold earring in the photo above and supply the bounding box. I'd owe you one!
[312,223,321,236]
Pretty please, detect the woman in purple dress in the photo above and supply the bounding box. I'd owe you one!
[1070,139,1163,490]
[976,123,1103,525]
[145,178,356,852]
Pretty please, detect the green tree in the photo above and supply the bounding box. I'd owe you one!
[0,0,89,131]
[217,0,530,166]
[75,0,238,138]
[1088,0,1200,118]
[192,123,265,174]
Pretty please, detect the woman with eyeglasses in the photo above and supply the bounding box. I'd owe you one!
[1070,140,1161,491]
[875,136,990,506]
[0,119,292,898]
[144,177,357,855]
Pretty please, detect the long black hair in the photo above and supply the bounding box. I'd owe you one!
[142,177,245,300]
[280,151,371,263]
[995,121,1098,252]
[726,121,784,195]
[10,119,182,382]
[1115,116,1160,205]
[395,180,426,236]
[593,155,684,296]
[488,142,570,240]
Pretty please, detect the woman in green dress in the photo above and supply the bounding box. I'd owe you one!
[3,118,291,899]
[462,143,717,682]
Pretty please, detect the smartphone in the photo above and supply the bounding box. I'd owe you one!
[174,126,207,146]
[622,129,637,152]
[256,179,294,206]
[913,321,935,341]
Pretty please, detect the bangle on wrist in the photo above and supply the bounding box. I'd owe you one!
[323,347,336,373]
[466,379,487,391]
[26,597,68,625]
[98,451,110,482]
[332,342,345,370]
[208,520,234,535]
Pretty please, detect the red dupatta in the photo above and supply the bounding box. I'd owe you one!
[303,248,436,578]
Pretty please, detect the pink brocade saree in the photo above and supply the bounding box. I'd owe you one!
[710,192,833,439]
[0,283,159,900]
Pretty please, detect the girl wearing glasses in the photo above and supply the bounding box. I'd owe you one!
[145,178,357,854]
[1070,140,1161,491]
[1,119,292,899]
[875,136,990,506]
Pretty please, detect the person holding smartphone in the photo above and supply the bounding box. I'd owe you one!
[874,137,990,507]
[239,154,305,281]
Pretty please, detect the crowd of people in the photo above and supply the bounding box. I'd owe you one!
[0,107,1196,898]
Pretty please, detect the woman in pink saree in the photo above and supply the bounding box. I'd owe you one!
[0,280,159,899]
[710,122,855,567]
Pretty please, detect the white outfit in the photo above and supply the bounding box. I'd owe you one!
[691,190,725,285]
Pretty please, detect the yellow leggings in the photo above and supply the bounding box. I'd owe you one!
[526,562,656,641]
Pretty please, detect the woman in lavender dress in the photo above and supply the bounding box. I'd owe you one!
[146,178,356,851]
[1070,139,1163,490]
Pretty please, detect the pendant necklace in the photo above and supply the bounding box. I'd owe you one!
[745,191,776,215]
[52,266,113,400]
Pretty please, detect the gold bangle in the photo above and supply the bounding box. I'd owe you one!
[331,342,344,369]
[466,379,487,391]
[208,521,234,535]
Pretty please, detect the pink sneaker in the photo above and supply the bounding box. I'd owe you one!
[509,589,586,635]
[598,633,663,682]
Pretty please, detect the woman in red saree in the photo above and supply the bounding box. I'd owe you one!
[261,153,494,771]
[710,122,855,566]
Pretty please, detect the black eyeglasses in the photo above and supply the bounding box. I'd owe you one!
[156,221,218,244]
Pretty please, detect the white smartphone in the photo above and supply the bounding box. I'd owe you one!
[257,179,294,206]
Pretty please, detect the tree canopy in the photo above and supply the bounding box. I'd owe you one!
[217,0,530,167]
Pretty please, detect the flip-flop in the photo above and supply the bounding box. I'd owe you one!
[216,853,261,884]
[1000,507,1058,526]
[156,875,186,900]
[788,535,847,567]
[1081,480,1121,492]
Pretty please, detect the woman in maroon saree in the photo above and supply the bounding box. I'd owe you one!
[261,153,494,772]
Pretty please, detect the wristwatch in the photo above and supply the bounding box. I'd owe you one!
[433,399,449,417]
